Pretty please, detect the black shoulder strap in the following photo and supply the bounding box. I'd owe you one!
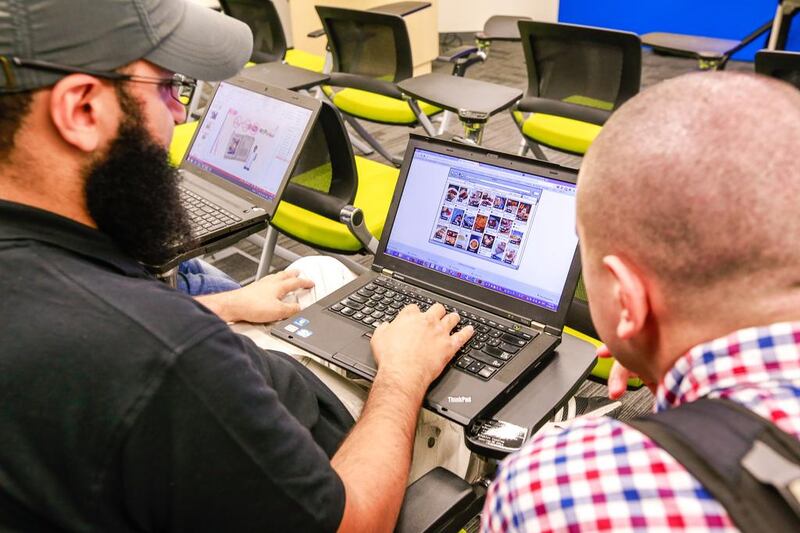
[627,398,800,533]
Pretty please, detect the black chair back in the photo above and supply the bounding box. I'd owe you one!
[316,6,413,82]
[478,15,531,41]
[756,50,800,90]
[518,21,641,112]
[219,0,287,63]
[282,101,358,220]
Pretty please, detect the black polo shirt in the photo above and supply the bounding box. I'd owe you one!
[0,200,353,532]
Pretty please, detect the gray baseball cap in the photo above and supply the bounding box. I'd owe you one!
[0,0,253,92]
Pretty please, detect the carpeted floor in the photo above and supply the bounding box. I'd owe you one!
[203,41,757,421]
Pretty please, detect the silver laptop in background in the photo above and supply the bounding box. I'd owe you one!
[156,76,321,269]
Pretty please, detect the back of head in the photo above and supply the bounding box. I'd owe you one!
[578,72,800,312]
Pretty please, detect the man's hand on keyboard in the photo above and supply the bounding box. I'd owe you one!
[195,270,314,324]
[370,303,474,393]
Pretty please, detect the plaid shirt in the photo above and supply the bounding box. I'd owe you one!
[482,321,800,532]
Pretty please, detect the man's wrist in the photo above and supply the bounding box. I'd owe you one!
[373,367,429,404]
[195,291,238,322]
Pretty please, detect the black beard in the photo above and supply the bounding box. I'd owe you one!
[84,90,193,267]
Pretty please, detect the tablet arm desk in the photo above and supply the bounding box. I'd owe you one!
[398,73,522,145]
[396,333,598,532]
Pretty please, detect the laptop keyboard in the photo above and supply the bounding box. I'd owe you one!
[179,187,242,237]
[327,277,537,381]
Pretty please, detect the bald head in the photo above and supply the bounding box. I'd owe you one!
[578,72,800,309]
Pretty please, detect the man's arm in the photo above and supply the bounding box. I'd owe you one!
[332,304,474,532]
[195,269,314,323]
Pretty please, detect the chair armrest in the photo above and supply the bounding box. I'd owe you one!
[327,72,404,99]
[282,183,348,222]
[516,96,611,126]
[396,467,482,533]
[307,28,326,39]
[339,206,378,254]
[437,45,480,62]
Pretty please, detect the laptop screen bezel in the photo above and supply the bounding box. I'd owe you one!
[374,135,582,330]
[179,76,321,220]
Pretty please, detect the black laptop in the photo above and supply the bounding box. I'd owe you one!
[161,76,320,269]
[272,135,582,425]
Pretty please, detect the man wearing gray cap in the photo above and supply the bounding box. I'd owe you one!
[0,1,472,531]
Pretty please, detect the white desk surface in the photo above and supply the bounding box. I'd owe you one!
[187,0,221,9]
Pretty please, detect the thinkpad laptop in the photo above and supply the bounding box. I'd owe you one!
[164,76,320,267]
[273,135,582,425]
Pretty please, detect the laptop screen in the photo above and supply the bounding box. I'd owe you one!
[184,81,313,202]
[384,148,578,312]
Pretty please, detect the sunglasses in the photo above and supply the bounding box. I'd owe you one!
[1,56,197,105]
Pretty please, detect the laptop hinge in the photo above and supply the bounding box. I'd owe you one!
[380,268,395,276]
[544,324,561,336]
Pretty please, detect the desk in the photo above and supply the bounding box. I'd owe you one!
[241,62,330,91]
[398,73,522,144]
[187,0,221,10]
[233,322,597,458]
[145,222,267,277]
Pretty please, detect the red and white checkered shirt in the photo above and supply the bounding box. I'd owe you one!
[482,321,800,532]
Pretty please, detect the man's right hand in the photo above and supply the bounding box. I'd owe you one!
[370,303,474,395]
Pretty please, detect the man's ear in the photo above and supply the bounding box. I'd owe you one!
[48,74,118,153]
[601,255,650,340]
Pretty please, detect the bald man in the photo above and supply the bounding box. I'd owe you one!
[482,72,800,532]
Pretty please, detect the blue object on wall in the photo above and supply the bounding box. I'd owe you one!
[558,0,800,62]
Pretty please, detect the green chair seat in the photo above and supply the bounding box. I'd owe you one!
[514,95,612,155]
[271,156,399,251]
[329,87,441,125]
[285,49,326,73]
[169,121,196,165]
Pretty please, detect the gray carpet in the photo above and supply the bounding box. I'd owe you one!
[205,42,757,421]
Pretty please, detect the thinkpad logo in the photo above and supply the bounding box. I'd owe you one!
[447,396,472,404]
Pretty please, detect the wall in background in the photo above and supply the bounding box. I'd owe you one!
[438,0,559,33]
[558,0,799,62]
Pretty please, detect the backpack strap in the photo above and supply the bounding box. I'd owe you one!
[626,397,800,533]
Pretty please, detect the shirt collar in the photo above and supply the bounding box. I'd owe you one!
[0,199,150,278]
[655,321,800,412]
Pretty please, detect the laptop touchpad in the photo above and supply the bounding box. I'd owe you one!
[335,337,377,371]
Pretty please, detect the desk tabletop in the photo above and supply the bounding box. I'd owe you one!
[186,0,220,9]
[233,322,596,447]
[370,1,431,17]
[398,73,522,119]
[240,62,330,91]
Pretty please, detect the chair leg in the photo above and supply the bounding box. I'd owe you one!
[510,108,549,161]
[768,4,783,50]
[345,125,376,156]
[342,113,403,167]
[256,225,279,280]
[528,140,549,161]
[518,136,548,161]
[155,267,179,288]
[407,99,437,137]
[438,109,453,136]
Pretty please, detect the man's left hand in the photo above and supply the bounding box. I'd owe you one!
[195,270,314,324]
